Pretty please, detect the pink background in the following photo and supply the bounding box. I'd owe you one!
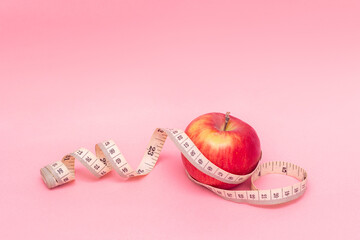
[1,1,359,239]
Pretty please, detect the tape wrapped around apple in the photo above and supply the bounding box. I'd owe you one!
[181,112,262,189]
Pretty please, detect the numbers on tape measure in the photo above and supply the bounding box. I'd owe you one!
[148,146,156,156]
[249,194,256,200]
[261,194,268,199]
[57,168,64,175]
[238,193,245,199]
[99,158,107,165]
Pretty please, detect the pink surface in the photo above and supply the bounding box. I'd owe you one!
[1,1,359,239]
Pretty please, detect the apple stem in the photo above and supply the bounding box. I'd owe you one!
[223,112,230,131]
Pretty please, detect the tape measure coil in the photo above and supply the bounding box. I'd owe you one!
[40,128,307,205]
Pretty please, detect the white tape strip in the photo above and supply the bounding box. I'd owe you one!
[40,128,307,205]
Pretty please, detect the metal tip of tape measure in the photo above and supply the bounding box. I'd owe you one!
[40,167,58,189]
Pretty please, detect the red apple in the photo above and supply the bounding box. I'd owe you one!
[181,112,261,189]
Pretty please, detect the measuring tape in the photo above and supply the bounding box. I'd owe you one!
[40,128,307,205]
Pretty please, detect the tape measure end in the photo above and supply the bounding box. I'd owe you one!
[40,167,58,189]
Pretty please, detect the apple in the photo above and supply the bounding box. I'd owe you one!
[181,112,261,189]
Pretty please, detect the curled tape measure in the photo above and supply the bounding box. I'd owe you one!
[40,128,307,205]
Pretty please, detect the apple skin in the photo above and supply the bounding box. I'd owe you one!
[181,112,261,189]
